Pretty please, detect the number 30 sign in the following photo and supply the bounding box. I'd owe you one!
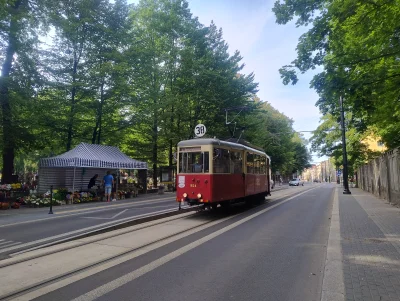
[194,124,206,137]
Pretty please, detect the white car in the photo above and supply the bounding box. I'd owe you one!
[289,178,304,186]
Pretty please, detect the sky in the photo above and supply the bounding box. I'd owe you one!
[129,0,326,163]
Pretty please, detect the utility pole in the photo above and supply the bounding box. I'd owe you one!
[340,96,351,194]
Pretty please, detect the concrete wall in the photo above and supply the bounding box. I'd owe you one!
[357,148,400,205]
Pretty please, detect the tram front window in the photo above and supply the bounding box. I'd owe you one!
[179,152,209,173]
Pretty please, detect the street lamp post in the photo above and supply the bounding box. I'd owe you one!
[340,96,351,194]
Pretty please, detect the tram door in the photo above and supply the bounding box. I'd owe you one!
[266,157,271,194]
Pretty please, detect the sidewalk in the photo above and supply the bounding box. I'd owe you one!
[272,183,289,191]
[338,187,400,301]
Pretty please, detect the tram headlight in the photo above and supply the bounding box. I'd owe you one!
[183,193,188,198]
[197,193,202,199]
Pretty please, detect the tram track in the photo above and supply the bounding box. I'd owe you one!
[0,186,317,301]
[0,211,227,301]
[0,205,200,268]
[2,186,309,268]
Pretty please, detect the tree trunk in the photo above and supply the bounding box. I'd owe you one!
[97,83,104,144]
[66,52,79,151]
[91,120,99,144]
[92,82,104,144]
[168,106,174,166]
[152,110,158,188]
[0,0,23,183]
[66,30,85,150]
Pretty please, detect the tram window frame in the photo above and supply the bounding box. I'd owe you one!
[213,148,230,173]
[246,152,254,174]
[178,151,209,173]
[254,154,260,174]
[230,151,243,174]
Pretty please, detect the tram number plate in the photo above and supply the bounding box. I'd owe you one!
[190,184,197,188]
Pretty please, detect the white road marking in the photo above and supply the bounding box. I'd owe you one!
[0,241,22,250]
[0,196,175,228]
[11,187,319,301]
[82,209,130,220]
[0,207,184,255]
[0,240,13,246]
[70,187,318,301]
[81,205,176,220]
[111,209,128,219]
[0,188,310,255]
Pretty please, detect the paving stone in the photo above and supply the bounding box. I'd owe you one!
[339,189,400,301]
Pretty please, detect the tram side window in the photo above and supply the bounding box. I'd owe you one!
[254,154,260,174]
[230,151,243,174]
[246,153,254,174]
[203,153,210,173]
[179,152,209,173]
[260,156,266,174]
[213,148,230,173]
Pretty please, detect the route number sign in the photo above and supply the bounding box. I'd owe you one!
[194,124,206,137]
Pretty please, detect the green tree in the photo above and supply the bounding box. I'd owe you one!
[0,0,52,182]
[123,0,258,186]
[244,98,311,175]
[38,0,130,152]
[310,113,382,174]
[273,0,400,151]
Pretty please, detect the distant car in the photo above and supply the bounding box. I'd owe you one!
[289,178,304,186]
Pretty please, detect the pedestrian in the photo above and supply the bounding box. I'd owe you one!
[88,174,99,190]
[103,171,114,202]
[111,173,117,202]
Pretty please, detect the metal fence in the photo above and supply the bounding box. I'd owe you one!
[357,148,400,205]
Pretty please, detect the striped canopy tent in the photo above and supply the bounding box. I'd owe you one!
[38,143,147,193]
[40,143,147,169]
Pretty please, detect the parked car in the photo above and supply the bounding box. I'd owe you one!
[289,178,304,186]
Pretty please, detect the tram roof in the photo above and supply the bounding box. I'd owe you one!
[178,138,270,158]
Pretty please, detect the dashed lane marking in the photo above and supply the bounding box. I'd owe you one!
[0,240,22,250]
[0,197,175,228]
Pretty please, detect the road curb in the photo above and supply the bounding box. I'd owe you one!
[321,187,345,301]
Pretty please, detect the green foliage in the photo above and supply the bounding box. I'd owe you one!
[310,113,384,174]
[244,98,311,175]
[273,0,400,153]
[1,0,311,183]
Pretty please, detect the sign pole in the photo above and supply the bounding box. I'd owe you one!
[340,96,351,194]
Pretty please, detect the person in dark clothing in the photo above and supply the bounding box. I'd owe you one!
[88,174,99,190]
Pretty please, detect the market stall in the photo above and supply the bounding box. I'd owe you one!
[38,143,148,198]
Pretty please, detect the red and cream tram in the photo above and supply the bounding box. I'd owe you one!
[176,138,272,207]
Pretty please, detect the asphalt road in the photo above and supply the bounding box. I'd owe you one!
[0,186,290,259]
[0,193,180,258]
[30,183,334,301]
